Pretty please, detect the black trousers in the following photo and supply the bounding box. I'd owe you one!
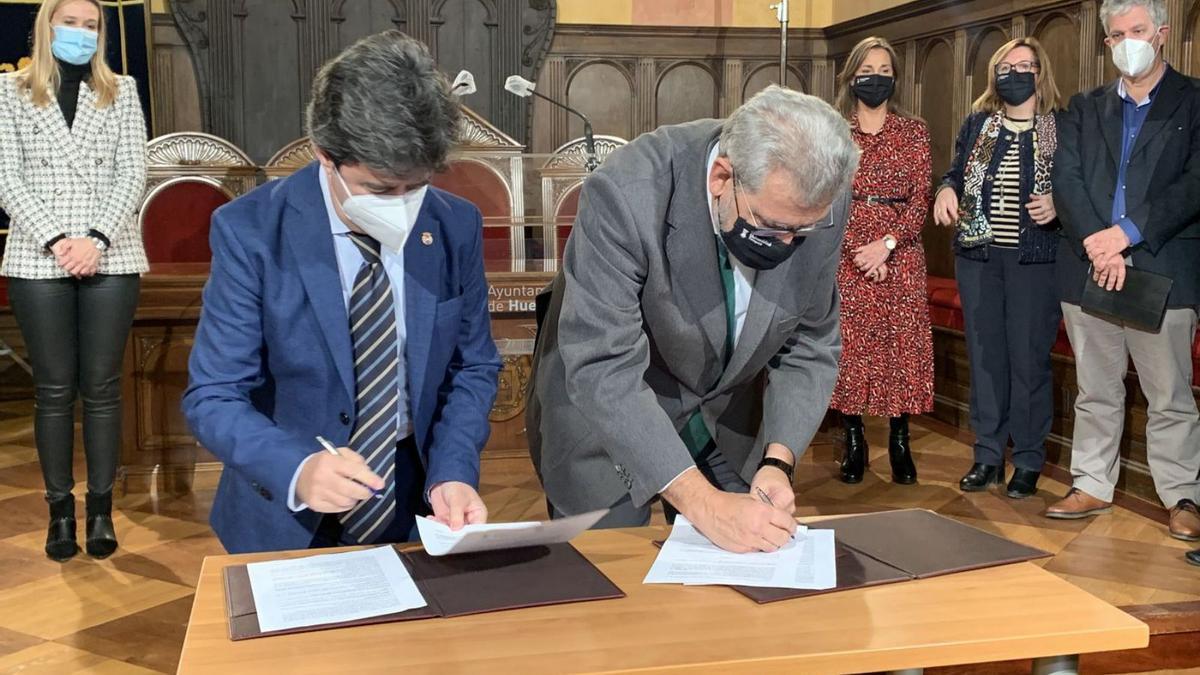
[955,248,1060,471]
[8,274,140,500]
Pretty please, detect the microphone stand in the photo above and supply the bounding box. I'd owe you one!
[525,89,599,172]
[771,0,790,85]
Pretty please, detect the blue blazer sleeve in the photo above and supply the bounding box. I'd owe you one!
[182,206,312,504]
[423,206,501,494]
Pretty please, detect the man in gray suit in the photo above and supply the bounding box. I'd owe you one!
[526,86,860,553]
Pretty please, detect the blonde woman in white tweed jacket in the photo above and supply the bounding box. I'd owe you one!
[0,0,147,563]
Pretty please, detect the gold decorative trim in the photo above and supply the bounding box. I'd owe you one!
[265,138,317,171]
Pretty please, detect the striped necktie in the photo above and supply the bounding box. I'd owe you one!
[338,232,400,543]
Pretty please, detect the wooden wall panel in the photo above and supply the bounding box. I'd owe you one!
[1032,11,1082,97]
[566,61,635,140]
[917,38,956,279]
[969,28,1010,102]
[742,64,804,101]
[656,62,719,126]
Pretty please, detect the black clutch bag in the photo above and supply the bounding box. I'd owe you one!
[1080,265,1174,332]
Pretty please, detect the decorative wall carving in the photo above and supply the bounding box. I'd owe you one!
[167,0,554,163]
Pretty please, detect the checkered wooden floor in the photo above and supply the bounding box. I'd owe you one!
[1,391,1199,673]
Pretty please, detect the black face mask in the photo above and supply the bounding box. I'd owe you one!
[720,217,798,271]
[995,72,1036,107]
[850,74,895,109]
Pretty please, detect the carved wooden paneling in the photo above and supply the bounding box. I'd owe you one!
[917,38,956,280]
[566,60,635,140]
[969,27,1010,103]
[741,63,804,101]
[655,62,718,126]
[1031,10,1082,98]
[168,0,553,162]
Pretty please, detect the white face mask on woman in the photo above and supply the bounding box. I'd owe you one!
[331,166,427,252]
[1111,35,1158,78]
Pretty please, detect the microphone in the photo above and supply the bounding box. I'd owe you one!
[504,75,598,172]
[451,70,476,97]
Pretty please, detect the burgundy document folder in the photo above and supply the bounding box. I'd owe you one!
[223,542,624,640]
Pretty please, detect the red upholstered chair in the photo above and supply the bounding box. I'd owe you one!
[139,178,231,263]
[432,159,514,270]
[141,133,258,265]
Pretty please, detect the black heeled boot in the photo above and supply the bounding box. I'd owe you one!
[85,492,118,559]
[839,415,868,484]
[959,463,1005,492]
[45,495,78,562]
[888,415,917,485]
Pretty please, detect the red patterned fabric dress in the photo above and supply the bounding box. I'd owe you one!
[829,113,935,417]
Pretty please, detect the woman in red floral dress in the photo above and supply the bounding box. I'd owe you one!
[829,37,934,485]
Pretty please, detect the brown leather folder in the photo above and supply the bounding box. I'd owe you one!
[721,510,1050,604]
[223,542,624,640]
[816,509,1050,579]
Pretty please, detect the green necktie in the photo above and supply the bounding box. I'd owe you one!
[680,237,737,458]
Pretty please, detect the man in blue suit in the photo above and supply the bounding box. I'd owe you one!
[183,31,501,554]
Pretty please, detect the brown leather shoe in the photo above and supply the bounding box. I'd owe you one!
[1169,500,1200,542]
[1045,488,1112,520]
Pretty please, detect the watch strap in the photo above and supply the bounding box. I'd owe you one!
[757,456,794,480]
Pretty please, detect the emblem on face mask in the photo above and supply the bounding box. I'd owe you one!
[421,232,433,246]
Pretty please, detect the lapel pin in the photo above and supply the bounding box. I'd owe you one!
[421,232,433,246]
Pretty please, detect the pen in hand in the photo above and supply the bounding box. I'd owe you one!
[316,436,383,499]
[755,486,775,508]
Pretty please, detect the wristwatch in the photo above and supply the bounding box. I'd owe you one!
[883,234,898,252]
[757,456,794,481]
[87,235,108,251]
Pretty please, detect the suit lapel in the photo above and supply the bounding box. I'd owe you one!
[284,164,356,401]
[70,82,103,173]
[403,200,444,420]
[1101,83,1124,169]
[1130,69,1186,161]
[664,132,726,371]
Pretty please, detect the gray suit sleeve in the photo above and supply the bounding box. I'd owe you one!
[558,171,695,507]
[761,203,844,458]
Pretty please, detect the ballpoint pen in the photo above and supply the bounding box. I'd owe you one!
[755,486,775,507]
[316,436,383,499]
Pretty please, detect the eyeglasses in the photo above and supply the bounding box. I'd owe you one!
[736,182,834,238]
[994,61,1040,76]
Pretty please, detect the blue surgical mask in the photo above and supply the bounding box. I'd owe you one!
[51,25,98,66]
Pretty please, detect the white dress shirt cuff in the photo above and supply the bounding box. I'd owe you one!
[287,453,317,512]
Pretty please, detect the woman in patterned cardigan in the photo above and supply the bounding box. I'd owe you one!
[0,0,148,561]
[932,37,1063,499]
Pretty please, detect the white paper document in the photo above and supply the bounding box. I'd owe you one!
[416,509,609,556]
[245,545,427,633]
[643,516,837,590]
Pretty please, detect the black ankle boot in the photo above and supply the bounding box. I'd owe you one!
[888,416,917,485]
[840,415,868,484]
[1006,468,1041,499]
[959,463,1005,492]
[85,492,118,559]
[45,495,78,562]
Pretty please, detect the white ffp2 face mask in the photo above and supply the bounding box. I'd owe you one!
[1112,36,1157,78]
[331,167,427,252]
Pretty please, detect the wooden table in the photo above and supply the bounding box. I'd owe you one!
[180,525,1148,674]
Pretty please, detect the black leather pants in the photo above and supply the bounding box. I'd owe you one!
[9,274,139,499]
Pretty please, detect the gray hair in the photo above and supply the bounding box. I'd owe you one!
[720,85,859,207]
[1100,0,1167,32]
[307,30,460,176]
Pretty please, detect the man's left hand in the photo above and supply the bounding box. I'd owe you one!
[429,481,488,530]
[1083,225,1131,263]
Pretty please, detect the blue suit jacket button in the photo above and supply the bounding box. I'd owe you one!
[340,412,351,425]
